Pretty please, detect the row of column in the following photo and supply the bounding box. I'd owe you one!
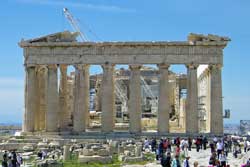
[23,63,223,134]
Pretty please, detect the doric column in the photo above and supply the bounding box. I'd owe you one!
[185,64,199,133]
[23,65,36,132]
[46,65,59,132]
[95,79,102,112]
[128,65,142,133]
[38,67,47,131]
[157,64,170,133]
[34,67,40,131]
[59,65,69,131]
[209,64,223,135]
[73,64,90,132]
[101,63,115,132]
[35,66,46,131]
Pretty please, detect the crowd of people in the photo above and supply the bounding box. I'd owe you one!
[143,135,250,167]
[1,150,22,167]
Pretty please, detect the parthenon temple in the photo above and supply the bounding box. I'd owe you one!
[19,31,230,136]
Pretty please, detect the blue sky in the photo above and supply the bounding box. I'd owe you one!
[0,0,249,124]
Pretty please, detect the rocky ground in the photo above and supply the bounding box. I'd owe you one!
[1,135,250,167]
[124,149,250,167]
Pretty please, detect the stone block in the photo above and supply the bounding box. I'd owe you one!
[98,149,109,156]
[81,148,94,156]
[23,145,35,152]
[78,155,112,164]
[124,150,131,156]
[124,156,143,163]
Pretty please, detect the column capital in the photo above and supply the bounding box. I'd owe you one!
[74,64,89,70]
[101,63,115,71]
[59,64,68,70]
[186,63,199,69]
[208,64,222,70]
[129,64,141,70]
[47,64,58,69]
[158,63,170,70]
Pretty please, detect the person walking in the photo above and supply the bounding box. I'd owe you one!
[193,161,199,167]
[209,152,217,166]
[244,140,248,153]
[171,154,181,167]
[151,138,157,152]
[219,151,227,167]
[160,152,171,167]
[183,156,190,167]
[216,140,223,159]
[203,136,208,150]
[195,137,201,152]
[188,137,192,151]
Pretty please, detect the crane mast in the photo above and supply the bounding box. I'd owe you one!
[63,8,88,42]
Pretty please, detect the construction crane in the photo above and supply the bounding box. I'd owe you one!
[63,8,88,42]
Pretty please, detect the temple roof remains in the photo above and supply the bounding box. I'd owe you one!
[19,31,230,48]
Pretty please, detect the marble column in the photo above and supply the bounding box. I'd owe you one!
[101,63,115,132]
[128,65,142,133]
[185,64,199,133]
[38,67,47,131]
[95,79,102,112]
[209,64,223,135]
[205,69,211,132]
[73,64,90,132]
[46,65,59,132]
[23,65,36,132]
[34,67,40,131]
[157,64,170,133]
[59,65,69,131]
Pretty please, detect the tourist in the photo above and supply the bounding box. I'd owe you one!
[171,154,181,167]
[224,140,229,157]
[244,140,248,153]
[209,152,217,166]
[195,137,201,152]
[42,150,47,160]
[188,137,192,151]
[16,154,22,167]
[2,151,8,167]
[175,137,180,147]
[247,158,250,164]
[7,156,12,167]
[143,138,150,151]
[11,150,17,167]
[193,161,198,167]
[210,141,215,153]
[151,138,157,152]
[37,150,43,159]
[203,136,208,150]
[183,156,190,167]
[219,151,227,167]
[213,136,218,144]
[163,139,168,153]
[199,135,203,150]
[216,140,223,159]
[143,138,150,150]
[175,145,181,156]
[3,151,8,161]
[180,138,186,151]
[158,139,164,159]
[228,137,232,152]
[167,138,172,152]
[160,152,171,167]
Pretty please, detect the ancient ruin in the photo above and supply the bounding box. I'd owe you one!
[19,31,230,136]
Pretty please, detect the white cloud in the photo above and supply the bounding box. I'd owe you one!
[16,0,136,13]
